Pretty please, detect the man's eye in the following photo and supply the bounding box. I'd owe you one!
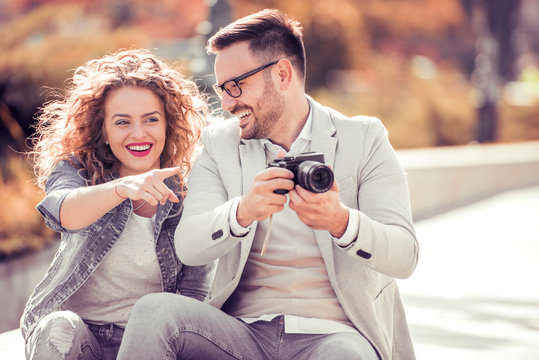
[224,82,237,91]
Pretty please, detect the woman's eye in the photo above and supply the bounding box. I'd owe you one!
[147,117,159,123]
[115,119,129,125]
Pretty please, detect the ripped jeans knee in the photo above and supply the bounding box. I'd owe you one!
[49,314,77,355]
[26,311,102,360]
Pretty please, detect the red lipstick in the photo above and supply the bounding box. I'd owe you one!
[126,142,153,157]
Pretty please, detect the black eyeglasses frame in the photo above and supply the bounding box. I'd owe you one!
[213,60,279,98]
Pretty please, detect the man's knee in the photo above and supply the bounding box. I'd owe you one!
[311,333,379,360]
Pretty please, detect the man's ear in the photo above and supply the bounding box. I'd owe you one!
[275,59,294,91]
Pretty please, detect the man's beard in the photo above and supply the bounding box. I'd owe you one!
[240,78,285,140]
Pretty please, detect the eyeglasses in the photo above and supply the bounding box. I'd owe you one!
[213,60,279,98]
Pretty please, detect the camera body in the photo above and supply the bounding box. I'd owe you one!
[267,152,334,194]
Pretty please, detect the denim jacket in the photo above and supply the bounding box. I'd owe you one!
[20,159,214,340]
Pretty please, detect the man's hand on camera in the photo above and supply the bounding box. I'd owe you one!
[288,179,349,237]
[236,167,295,227]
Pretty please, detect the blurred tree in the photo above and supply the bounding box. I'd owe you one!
[204,2,232,78]
[230,0,468,88]
[0,4,149,152]
[461,0,521,143]
[0,0,209,154]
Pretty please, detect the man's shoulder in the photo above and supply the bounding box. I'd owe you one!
[201,118,240,148]
[326,105,381,126]
[323,106,386,139]
[309,95,383,129]
[205,117,239,135]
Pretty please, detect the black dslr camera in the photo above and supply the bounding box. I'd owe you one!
[267,152,334,195]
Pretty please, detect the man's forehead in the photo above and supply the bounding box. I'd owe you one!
[214,42,257,83]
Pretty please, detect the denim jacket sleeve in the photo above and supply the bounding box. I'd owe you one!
[36,160,91,233]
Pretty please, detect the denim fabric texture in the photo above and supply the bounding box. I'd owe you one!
[20,159,213,341]
[117,293,379,360]
[26,310,123,360]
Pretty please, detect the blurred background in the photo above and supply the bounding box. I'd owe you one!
[1,1,539,357]
[1,0,538,259]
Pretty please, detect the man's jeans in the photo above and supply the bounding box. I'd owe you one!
[26,310,123,360]
[117,293,379,360]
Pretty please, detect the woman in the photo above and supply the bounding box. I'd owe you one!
[21,49,213,359]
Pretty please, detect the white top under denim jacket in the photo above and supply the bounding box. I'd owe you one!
[20,159,214,341]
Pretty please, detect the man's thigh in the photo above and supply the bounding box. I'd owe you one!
[119,293,267,360]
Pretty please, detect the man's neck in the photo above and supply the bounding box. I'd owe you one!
[268,96,309,151]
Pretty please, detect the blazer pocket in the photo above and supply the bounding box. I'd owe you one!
[373,280,397,346]
[375,279,395,300]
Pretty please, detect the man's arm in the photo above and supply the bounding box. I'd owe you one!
[174,129,294,265]
[174,142,239,265]
[290,117,418,279]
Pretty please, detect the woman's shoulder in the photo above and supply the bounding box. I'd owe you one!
[45,156,91,189]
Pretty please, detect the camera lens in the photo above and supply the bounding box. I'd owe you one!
[297,161,334,193]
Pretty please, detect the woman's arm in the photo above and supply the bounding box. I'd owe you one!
[60,167,182,230]
[59,180,125,230]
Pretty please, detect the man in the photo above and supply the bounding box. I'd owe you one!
[117,8,418,360]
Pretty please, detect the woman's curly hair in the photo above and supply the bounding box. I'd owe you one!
[31,48,207,192]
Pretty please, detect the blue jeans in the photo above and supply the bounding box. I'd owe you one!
[117,293,379,360]
[26,310,123,360]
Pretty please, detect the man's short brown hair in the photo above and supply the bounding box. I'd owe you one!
[207,9,306,81]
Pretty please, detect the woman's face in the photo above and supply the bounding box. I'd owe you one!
[103,86,167,177]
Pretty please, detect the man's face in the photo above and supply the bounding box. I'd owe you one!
[214,42,285,140]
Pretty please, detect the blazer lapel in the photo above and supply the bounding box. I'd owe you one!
[308,97,338,167]
[307,97,339,279]
[239,139,266,195]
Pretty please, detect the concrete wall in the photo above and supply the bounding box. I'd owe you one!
[399,141,539,220]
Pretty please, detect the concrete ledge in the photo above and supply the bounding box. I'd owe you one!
[398,141,539,220]
[0,329,24,359]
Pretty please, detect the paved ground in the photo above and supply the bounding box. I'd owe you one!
[399,185,539,359]
[2,185,538,359]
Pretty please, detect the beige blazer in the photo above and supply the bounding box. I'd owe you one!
[176,96,419,360]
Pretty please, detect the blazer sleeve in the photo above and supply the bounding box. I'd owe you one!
[344,117,418,279]
[175,129,249,266]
